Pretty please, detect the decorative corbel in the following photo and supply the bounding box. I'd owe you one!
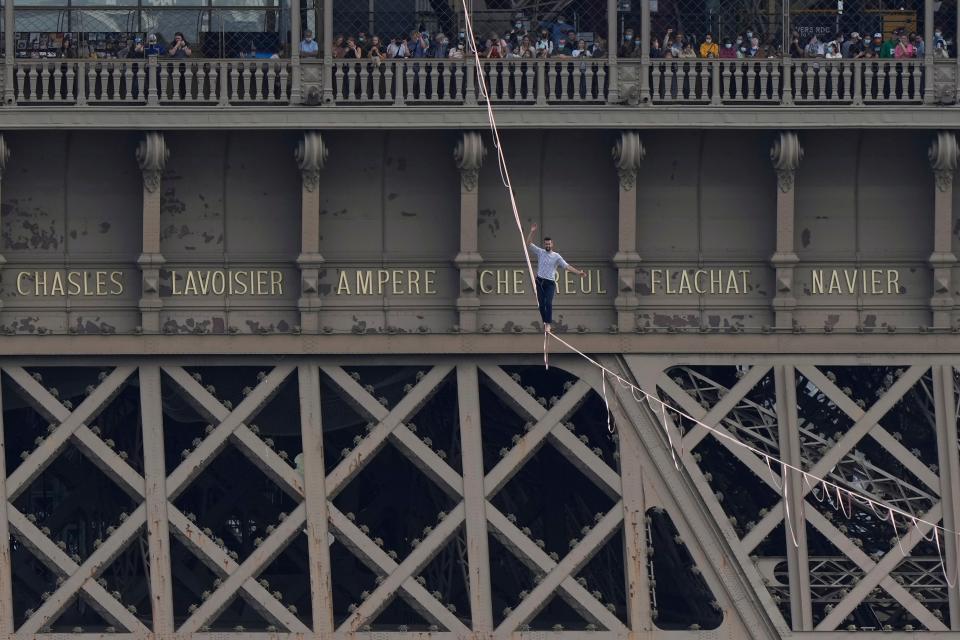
[770,132,803,329]
[454,132,487,332]
[928,132,958,327]
[612,132,645,331]
[136,132,168,333]
[296,131,328,332]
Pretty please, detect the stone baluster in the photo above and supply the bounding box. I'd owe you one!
[295,131,328,333]
[612,131,644,331]
[770,131,803,329]
[454,132,486,333]
[136,132,168,333]
[929,131,958,328]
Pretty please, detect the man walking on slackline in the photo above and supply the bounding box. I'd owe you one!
[526,223,586,333]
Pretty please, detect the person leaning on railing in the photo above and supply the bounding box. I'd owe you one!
[699,34,719,59]
[300,30,319,59]
[894,33,917,59]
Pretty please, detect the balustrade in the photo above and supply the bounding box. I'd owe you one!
[4,56,938,107]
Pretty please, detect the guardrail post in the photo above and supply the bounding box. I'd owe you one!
[321,0,333,105]
[218,60,229,106]
[464,58,477,106]
[781,57,793,105]
[606,0,619,103]
[536,60,547,106]
[289,0,301,104]
[639,0,651,105]
[924,0,935,104]
[76,61,86,106]
[853,60,863,105]
[710,60,721,105]
[147,55,159,106]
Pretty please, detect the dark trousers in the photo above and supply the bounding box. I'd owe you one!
[536,276,556,324]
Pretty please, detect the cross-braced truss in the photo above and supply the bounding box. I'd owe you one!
[1,356,959,638]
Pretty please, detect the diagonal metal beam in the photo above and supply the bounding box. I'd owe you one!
[337,502,466,632]
[657,365,772,451]
[0,383,11,635]
[177,503,309,633]
[496,503,625,633]
[71,425,145,500]
[298,364,335,634]
[7,506,148,633]
[231,424,305,500]
[389,424,464,499]
[17,504,147,634]
[327,504,470,632]
[486,503,628,632]
[484,380,591,499]
[805,505,947,631]
[479,364,548,421]
[5,366,135,500]
[163,365,294,499]
[322,364,453,497]
[167,506,309,632]
[548,424,621,499]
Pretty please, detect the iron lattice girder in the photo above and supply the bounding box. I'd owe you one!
[653,361,951,631]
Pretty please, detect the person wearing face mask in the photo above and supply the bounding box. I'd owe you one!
[735,34,747,58]
[535,30,553,58]
[572,39,591,57]
[299,29,319,58]
[650,37,663,58]
[804,34,823,58]
[386,35,409,59]
[699,32,719,58]
[619,28,635,57]
[719,37,737,58]
[747,36,760,57]
[431,33,449,59]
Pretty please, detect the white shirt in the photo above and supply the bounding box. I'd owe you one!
[529,243,569,279]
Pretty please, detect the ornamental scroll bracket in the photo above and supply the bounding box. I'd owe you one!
[296,131,329,193]
[929,131,959,192]
[612,131,645,192]
[454,132,486,192]
[136,132,169,194]
[0,134,11,182]
[770,131,803,193]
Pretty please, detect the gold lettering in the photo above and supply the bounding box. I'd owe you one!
[678,270,692,294]
[479,270,493,294]
[710,270,722,294]
[843,269,857,294]
[271,270,282,295]
[425,270,437,295]
[234,270,248,295]
[184,271,198,296]
[110,271,123,295]
[582,269,593,294]
[16,272,28,295]
[650,269,661,294]
[665,270,676,294]
[596,270,607,294]
[828,270,841,294]
[739,269,750,293]
[726,270,739,294]
[407,270,420,295]
[171,270,181,295]
[35,271,47,297]
[694,270,706,294]
[356,270,372,295]
[812,269,824,294]
[50,271,64,296]
[564,271,575,294]
[377,270,390,295]
[83,271,94,296]
[256,271,267,295]
[871,269,882,295]
[392,270,404,295]
[212,271,226,295]
[197,271,211,295]
[513,270,524,295]
[888,269,900,294]
[496,269,508,294]
[337,270,351,295]
[95,271,107,296]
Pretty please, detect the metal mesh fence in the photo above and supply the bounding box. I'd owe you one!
[647,0,783,57]
[10,0,288,58]
[788,0,926,58]
[331,0,608,60]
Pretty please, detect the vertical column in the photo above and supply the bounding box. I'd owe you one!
[4,0,13,105]
[774,365,812,630]
[924,0,935,104]
[454,132,486,333]
[140,366,175,635]
[612,131,644,332]
[456,364,493,631]
[298,364,335,633]
[770,131,803,330]
[136,132,168,334]
[639,0,651,104]
[0,370,14,635]
[321,0,333,104]
[928,132,958,328]
[0,135,8,314]
[614,403,652,632]
[933,364,960,627]
[290,0,302,103]
[296,131,328,333]
[606,0,619,103]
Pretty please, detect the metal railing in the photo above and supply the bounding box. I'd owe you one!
[2,56,940,106]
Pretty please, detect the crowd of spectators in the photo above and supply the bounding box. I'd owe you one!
[314,14,608,61]
[617,25,952,60]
